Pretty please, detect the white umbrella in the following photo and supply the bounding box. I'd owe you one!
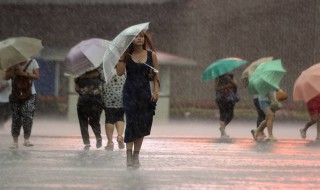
[65,38,108,76]
[102,22,149,84]
[0,37,43,70]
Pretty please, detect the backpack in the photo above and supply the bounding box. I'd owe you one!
[11,60,33,102]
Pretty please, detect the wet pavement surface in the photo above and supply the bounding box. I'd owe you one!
[0,119,320,190]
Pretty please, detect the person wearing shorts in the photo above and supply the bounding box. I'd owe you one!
[251,90,278,141]
[299,94,320,140]
[98,65,126,151]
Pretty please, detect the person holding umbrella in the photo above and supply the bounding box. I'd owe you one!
[251,89,282,142]
[4,59,40,149]
[299,94,320,140]
[241,57,274,139]
[201,57,246,138]
[249,59,287,142]
[293,63,320,141]
[116,31,160,168]
[74,69,104,150]
[97,65,126,151]
[215,72,238,138]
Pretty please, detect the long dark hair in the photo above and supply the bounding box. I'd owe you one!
[124,31,155,61]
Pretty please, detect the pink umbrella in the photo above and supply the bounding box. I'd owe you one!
[65,38,108,76]
[293,63,320,102]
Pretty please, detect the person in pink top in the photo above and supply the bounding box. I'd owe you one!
[300,94,320,141]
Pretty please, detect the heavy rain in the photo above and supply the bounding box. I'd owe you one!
[1,0,320,189]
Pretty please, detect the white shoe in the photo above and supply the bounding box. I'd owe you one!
[23,140,34,147]
[9,143,18,149]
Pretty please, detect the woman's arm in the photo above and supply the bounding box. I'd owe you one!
[116,55,126,76]
[14,66,40,80]
[29,68,40,79]
[151,52,160,102]
[4,68,16,80]
[0,81,9,91]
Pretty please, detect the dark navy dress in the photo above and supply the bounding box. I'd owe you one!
[123,51,156,143]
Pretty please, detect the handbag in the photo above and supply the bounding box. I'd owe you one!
[276,90,288,101]
[268,92,282,111]
[226,89,240,103]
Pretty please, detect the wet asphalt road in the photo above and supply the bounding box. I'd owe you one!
[0,119,320,190]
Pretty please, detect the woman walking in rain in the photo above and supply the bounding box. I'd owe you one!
[215,72,238,138]
[97,65,126,151]
[75,68,103,150]
[299,94,320,141]
[251,89,283,142]
[116,31,160,168]
[5,59,39,149]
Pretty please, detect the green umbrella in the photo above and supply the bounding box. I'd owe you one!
[248,59,286,96]
[201,57,247,80]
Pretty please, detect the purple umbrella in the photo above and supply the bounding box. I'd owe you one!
[65,38,108,76]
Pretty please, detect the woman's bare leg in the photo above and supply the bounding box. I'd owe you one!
[115,121,125,149]
[105,123,114,150]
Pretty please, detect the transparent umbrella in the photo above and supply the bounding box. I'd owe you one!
[102,22,149,84]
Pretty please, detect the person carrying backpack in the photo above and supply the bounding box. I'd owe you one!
[4,59,40,149]
[74,68,104,150]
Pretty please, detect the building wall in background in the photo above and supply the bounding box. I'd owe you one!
[0,0,319,109]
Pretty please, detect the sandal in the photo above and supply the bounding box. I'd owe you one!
[300,128,306,139]
[251,129,258,141]
[104,143,114,151]
[117,135,125,149]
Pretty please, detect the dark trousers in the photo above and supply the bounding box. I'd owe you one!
[253,98,266,128]
[9,95,36,139]
[0,102,11,128]
[77,95,103,145]
[216,100,235,125]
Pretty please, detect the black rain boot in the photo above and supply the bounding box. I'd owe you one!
[132,151,141,168]
[126,149,133,168]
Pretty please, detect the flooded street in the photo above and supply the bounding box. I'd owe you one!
[0,120,320,189]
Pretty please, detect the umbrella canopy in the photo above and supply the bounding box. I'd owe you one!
[248,59,286,96]
[241,57,274,79]
[240,57,273,87]
[0,37,43,70]
[293,63,320,102]
[103,22,149,84]
[65,38,108,76]
[201,57,247,81]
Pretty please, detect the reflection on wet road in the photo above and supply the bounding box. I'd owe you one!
[0,134,320,190]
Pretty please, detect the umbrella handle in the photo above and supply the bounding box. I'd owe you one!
[143,63,159,73]
[129,54,159,73]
